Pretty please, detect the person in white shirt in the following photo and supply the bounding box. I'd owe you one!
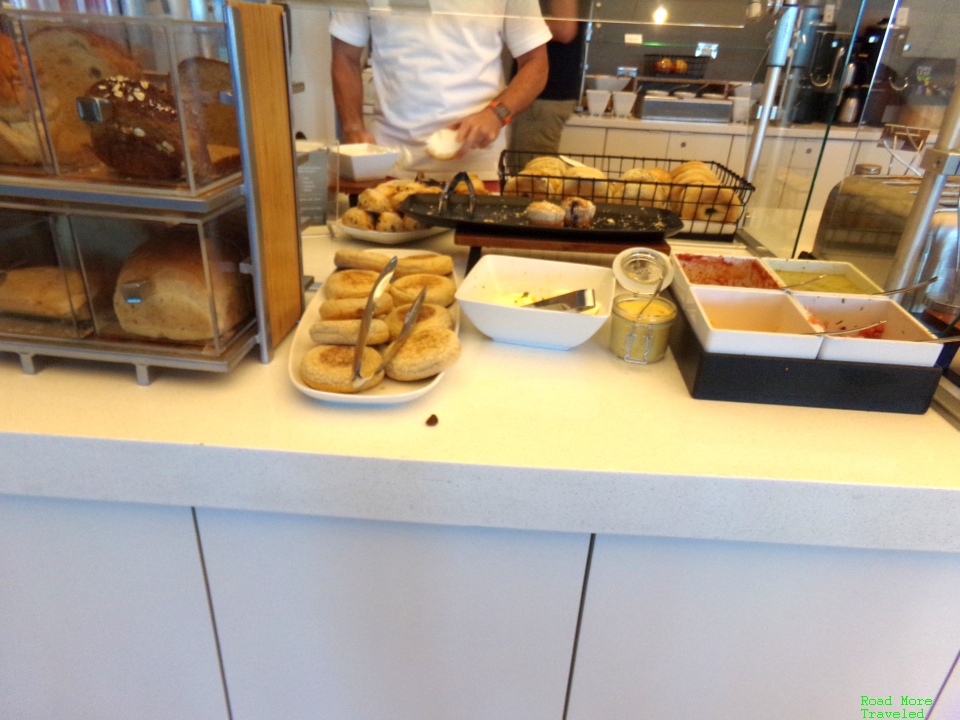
[329,1,552,179]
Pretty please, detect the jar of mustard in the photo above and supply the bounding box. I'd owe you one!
[610,294,677,364]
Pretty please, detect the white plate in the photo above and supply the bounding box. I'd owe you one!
[331,222,448,246]
[288,249,459,405]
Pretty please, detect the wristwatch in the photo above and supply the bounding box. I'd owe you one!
[488,101,513,126]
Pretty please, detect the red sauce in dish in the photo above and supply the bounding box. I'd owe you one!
[676,254,780,290]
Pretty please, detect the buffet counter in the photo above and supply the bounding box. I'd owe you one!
[2,228,959,554]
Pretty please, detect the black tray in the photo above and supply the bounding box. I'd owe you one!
[668,299,942,415]
[400,194,683,243]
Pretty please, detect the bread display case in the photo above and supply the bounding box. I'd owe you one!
[0,3,303,383]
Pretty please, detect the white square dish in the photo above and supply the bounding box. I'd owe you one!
[764,258,882,294]
[687,286,823,358]
[791,293,941,366]
[331,143,400,181]
[454,254,615,350]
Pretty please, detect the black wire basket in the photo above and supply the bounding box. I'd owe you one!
[498,151,755,241]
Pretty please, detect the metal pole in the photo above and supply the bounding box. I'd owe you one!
[884,87,960,303]
[744,0,800,184]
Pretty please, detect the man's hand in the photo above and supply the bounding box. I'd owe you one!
[451,107,505,157]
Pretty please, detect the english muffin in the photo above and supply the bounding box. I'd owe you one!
[389,273,457,306]
[320,293,393,320]
[309,318,390,346]
[394,253,454,278]
[324,269,380,299]
[334,249,392,272]
[385,302,454,340]
[300,344,384,393]
[384,326,461,381]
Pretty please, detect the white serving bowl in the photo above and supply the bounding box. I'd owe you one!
[686,286,823,358]
[331,143,400,181]
[585,74,631,92]
[455,254,616,350]
[763,258,882,294]
[791,293,941,366]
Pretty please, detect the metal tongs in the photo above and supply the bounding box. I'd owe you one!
[438,171,478,215]
[351,255,398,389]
[522,288,596,313]
[353,287,428,390]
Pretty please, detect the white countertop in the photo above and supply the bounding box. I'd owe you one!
[2,229,959,553]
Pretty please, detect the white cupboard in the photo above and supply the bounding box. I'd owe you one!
[567,534,960,720]
[196,509,589,720]
[0,494,228,720]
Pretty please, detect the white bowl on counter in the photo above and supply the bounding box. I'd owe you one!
[764,258,882,294]
[455,254,615,350]
[686,286,823,359]
[791,293,941,366]
[331,143,400,181]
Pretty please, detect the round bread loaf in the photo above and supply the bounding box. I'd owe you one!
[384,326,461,381]
[669,160,713,179]
[0,33,52,166]
[334,249,392,272]
[385,302,454,340]
[522,156,568,176]
[389,273,457,306]
[324,269,380,299]
[425,127,461,160]
[309,318,389,346]
[27,28,143,166]
[394,253,454,278]
[300,344,384,393]
[320,293,393,320]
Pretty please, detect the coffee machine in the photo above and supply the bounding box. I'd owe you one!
[790,21,854,124]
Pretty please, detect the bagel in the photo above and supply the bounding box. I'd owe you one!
[320,293,393,320]
[309,318,390,346]
[669,160,713,179]
[669,172,721,210]
[562,165,608,200]
[385,302,454,340]
[672,168,720,186]
[384,326,461,381]
[389,273,457,306]
[610,167,671,206]
[324,269,380,299]
[339,207,374,230]
[300,344,384,393]
[357,188,393,214]
[676,185,740,222]
[334,249,392,272]
[394,253,454,278]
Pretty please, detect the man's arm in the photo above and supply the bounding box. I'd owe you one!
[330,36,376,145]
[544,0,579,43]
[453,43,548,155]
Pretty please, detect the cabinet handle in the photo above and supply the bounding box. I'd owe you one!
[680,141,687,148]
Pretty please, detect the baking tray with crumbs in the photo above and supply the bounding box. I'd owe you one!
[400,194,683,242]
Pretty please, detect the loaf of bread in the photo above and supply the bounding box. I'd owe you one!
[0,32,46,166]
[177,56,241,175]
[113,235,252,341]
[27,27,143,166]
[0,266,95,320]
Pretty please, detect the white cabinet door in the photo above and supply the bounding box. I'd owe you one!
[568,534,960,720]
[666,131,732,167]
[0,495,227,720]
[558,125,606,155]
[197,509,589,720]
[604,129,669,159]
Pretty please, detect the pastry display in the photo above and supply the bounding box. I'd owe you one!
[298,248,461,396]
[336,180,445,236]
[0,32,52,166]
